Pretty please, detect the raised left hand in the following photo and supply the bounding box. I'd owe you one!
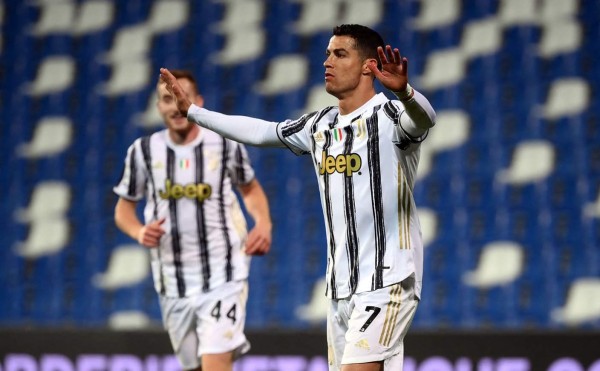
[367,45,409,93]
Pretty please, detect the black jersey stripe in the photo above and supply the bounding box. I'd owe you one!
[383,101,399,122]
[127,146,137,197]
[194,143,211,292]
[140,136,157,219]
[321,131,338,299]
[342,125,360,294]
[167,148,186,297]
[218,138,234,281]
[282,111,318,138]
[366,113,387,290]
[140,135,165,295]
[234,144,246,183]
[316,106,335,123]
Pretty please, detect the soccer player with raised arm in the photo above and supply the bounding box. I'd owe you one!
[113,70,272,371]
[160,24,436,371]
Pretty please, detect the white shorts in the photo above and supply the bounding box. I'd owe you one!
[327,275,418,370]
[159,280,250,370]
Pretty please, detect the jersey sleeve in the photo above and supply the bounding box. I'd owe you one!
[385,96,436,151]
[228,141,256,186]
[113,139,148,201]
[276,111,320,155]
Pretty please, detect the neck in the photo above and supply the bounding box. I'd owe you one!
[337,85,377,115]
[169,125,200,145]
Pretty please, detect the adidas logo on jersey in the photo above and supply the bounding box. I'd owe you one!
[354,339,370,350]
[158,179,212,201]
[318,152,362,176]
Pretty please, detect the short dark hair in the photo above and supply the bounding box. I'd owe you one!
[158,69,200,94]
[332,24,385,70]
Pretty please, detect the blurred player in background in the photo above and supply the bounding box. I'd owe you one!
[113,70,272,371]
[161,24,435,371]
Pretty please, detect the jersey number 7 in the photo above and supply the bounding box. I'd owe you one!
[359,306,381,332]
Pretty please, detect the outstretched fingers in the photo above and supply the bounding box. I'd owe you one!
[159,67,192,115]
[377,46,388,64]
[377,45,404,66]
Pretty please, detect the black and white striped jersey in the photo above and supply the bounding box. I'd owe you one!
[277,93,430,300]
[114,129,255,298]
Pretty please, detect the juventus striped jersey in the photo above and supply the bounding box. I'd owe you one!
[277,93,433,300]
[187,91,435,300]
[113,129,255,298]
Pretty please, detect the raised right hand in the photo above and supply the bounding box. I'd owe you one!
[160,68,192,116]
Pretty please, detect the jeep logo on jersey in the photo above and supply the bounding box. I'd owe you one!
[318,152,362,176]
[159,179,212,201]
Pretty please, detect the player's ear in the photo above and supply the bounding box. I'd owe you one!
[362,58,377,75]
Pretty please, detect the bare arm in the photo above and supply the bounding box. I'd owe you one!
[115,198,165,247]
[238,179,272,255]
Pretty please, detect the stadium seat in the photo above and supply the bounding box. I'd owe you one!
[211,28,265,65]
[417,207,438,247]
[583,190,600,218]
[538,20,582,58]
[108,310,154,330]
[496,140,555,184]
[551,278,600,326]
[291,0,338,36]
[541,78,590,119]
[29,1,76,36]
[15,116,72,159]
[410,0,460,30]
[72,0,115,36]
[342,0,383,28]
[147,0,189,33]
[92,244,150,290]
[418,48,465,90]
[460,18,502,58]
[23,56,76,96]
[539,0,579,21]
[14,219,70,258]
[100,25,152,64]
[97,59,152,96]
[497,0,537,26]
[462,241,525,288]
[254,54,309,95]
[212,0,264,33]
[13,181,71,223]
[295,277,327,324]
